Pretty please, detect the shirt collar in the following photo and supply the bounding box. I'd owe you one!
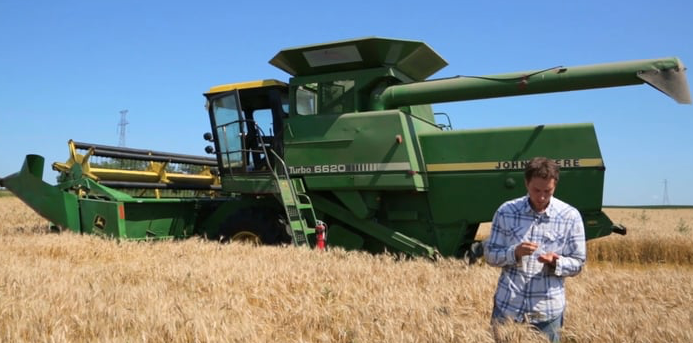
[522,195,557,217]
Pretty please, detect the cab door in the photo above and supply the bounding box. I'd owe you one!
[207,91,248,175]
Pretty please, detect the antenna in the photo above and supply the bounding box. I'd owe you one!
[118,110,129,147]
[662,179,670,205]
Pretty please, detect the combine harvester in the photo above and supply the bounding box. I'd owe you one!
[2,37,690,258]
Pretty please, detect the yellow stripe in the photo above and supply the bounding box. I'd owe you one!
[426,158,604,172]
[206,79,287,94]
[427,162,499,172]
[576,158,604,167]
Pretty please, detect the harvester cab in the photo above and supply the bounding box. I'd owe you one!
[203,80,288,177]
[1,37,690,258]
[203,80,318,246]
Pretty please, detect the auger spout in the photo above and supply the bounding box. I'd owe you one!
[376,57,691,109]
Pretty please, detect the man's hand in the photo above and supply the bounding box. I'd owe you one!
[514,242,538,261]
[538,252,560,267]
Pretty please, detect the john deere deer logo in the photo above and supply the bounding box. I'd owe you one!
[93,215,106,231]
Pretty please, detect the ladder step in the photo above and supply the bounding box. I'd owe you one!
[292,230,308,245]
[286,205,300,219]
[296,203,313,210]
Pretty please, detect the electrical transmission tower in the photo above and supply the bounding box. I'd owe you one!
[118,110,129,147]
[662,179,670,206]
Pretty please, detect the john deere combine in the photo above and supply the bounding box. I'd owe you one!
[2,37,690,257]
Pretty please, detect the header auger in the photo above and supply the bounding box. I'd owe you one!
[2,37,690,258]
[53,140,221,195]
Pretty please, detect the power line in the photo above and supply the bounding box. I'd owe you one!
[118,110,129,147]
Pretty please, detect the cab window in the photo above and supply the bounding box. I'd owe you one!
[295,79,355,115]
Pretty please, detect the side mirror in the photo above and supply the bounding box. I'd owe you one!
[203,132,214,142]
[205,145,215,154]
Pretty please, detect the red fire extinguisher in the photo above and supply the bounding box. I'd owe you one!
[315,220,327,251]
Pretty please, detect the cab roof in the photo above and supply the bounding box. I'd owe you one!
[205,79,287,95]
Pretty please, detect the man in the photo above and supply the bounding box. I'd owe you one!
[485,157,586,343]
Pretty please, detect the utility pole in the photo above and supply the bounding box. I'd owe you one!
[118,110,129,147]
[662,179,670,206]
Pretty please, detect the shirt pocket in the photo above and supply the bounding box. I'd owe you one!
[541,229,564,253]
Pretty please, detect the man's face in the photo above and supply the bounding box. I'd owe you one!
[525,176,557,212]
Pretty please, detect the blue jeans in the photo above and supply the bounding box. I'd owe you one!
[491,305,563,343]
[532,313,563,343]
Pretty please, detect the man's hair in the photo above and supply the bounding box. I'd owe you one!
[524,157,560,182]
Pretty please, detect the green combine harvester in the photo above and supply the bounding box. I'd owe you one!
[2,37,690,258]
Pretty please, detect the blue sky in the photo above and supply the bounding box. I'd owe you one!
[1,1,691,205]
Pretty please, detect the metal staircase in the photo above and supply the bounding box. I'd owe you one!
[250,123,317,247]
[269,150,316,246]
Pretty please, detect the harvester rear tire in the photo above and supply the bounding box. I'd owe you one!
[219,208,291,245]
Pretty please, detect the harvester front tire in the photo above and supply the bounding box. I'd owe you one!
[219,208,291,245]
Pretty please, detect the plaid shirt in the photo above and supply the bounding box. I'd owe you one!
[485,195,586,323]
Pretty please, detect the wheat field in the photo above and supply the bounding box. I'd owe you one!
[1,196,692,343]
